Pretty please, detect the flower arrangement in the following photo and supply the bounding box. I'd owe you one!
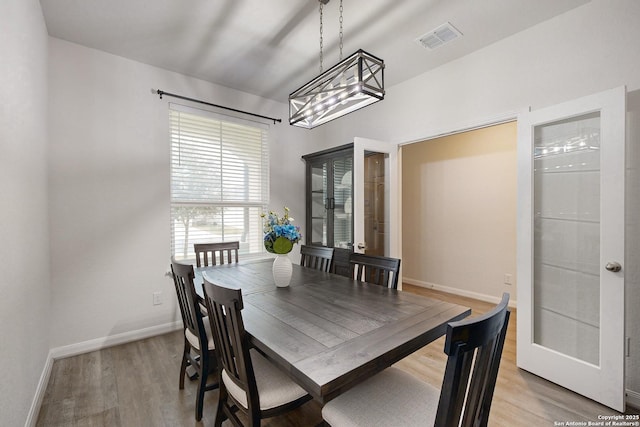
[261,207,302,254]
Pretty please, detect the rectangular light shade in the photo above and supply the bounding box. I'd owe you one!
[289,49,384,129]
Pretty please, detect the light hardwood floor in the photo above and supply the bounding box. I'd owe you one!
[37,286,636,426]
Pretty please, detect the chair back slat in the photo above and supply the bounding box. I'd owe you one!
[462,339,497,426]
[194,241,240,267]
[300,245,334,272]
[435,293,511,427]
[349,253,401,289]
[331,247,353,277]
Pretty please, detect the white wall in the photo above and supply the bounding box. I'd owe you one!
[402,123,517,302]
[321,0,640,402]
[0,1,51,425]
[47,38,323,349]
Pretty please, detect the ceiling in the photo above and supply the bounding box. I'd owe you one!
[40,0,589,102]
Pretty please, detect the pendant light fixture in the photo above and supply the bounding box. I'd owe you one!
[289,0,385,129]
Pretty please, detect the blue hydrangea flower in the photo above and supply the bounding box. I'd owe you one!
[261,207,302,254]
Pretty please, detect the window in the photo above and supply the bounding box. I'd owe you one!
[170,104,269,261]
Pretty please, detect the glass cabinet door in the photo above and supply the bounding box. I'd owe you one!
[333,156,353,249]
[310,162,328,246]
[304,144,354,249]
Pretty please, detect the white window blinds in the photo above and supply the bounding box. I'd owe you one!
[169,104,269,260]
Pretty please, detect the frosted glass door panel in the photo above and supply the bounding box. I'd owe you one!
[533,112,600,365]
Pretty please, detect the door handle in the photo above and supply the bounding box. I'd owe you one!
[605,262,622,272]
[357,243,366,250]
[325,198,335,210]
[329,198,335,209]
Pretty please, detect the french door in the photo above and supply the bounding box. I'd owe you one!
[516,86,626,411]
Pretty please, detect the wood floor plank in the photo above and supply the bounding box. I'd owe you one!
[37,285,637,426]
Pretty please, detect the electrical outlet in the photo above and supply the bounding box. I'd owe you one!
[153,291,163,306]
[504,273,513,286]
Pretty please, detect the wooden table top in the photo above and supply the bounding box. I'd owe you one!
[195,258,470,403]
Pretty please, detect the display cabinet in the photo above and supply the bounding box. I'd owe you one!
[302,143,353,250]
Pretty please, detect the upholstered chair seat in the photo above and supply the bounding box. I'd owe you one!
[184,316,215,351]
[221,349,308,411]
[322,367,439,427]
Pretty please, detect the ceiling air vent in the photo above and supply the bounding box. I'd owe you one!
[416,22,463,50]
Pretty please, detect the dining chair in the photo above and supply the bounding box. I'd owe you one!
[349,253,401,289]
[300,245,334,272]
[202,278,312,427]
[322,293,511,427]
[194,241,240,267]
[170,260,219,421]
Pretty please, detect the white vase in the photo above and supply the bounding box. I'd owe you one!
[272,254,293,288]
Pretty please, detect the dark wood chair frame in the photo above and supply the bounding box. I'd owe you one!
[202,279,312,427]
[330,247,353,278]
[171,260,219,421]
[435,292,511,427]
[349,253,401,289]
[194,241,240,267]
[300,245,334,272]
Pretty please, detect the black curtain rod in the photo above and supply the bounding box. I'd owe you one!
[154,89,282,124]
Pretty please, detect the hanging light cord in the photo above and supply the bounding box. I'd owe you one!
[319,2,324,73]
[339,0,343,61]
[319,0,343,72]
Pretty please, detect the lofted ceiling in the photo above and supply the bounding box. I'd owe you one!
[40,0,589,102]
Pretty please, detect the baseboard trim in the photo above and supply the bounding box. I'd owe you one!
[627,389,640,410]
[25,350,54,427]
[50,321,182,360]
[402,277,518,308]
[25,321,182,427]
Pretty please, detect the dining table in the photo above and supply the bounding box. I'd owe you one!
[194,257,471,403]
